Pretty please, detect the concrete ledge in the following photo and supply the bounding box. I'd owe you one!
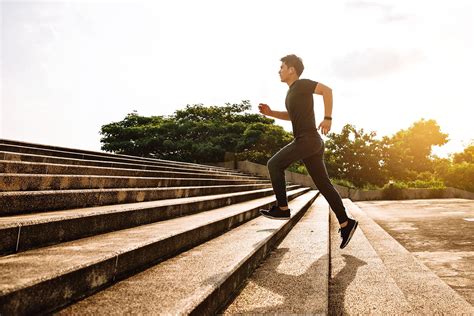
[222,195,328,315]
[349,187,474,201]
[329,200,413,314]
[1,161,261,180]
[1,151,245,176]
[0,183,289,215]
[0,174,269,191]
[0,139,234,172]
[0,187,309,255]
[211,160,352,199]
[214,160,473,201]
[0,189,315,315]
[55,191,318,316]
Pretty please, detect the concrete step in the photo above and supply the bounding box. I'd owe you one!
[54,190,319,316]
[1,183,297,216]
[0,173,270,191]
[0,160,261,180]
[0,151,247,177]
[221,195,329,314]
[328,199,413,314]
[0,187,309,255]
[0,190,318,315]
[345,200,474,314]
[0,141,235,173]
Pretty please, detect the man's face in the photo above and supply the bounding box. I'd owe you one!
[279,62,291,82]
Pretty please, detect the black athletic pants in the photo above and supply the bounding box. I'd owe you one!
[267,133,349,224]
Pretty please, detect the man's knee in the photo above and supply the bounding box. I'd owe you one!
[267,158,274,170]
[267,157,280,172]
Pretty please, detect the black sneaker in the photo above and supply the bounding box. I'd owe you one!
[339,218,358,249]
[259,205,291,220]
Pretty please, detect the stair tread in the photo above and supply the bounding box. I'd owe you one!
[55,191,318,315]
[329,199,412,314]
[0,142,233,171]
[222,195,328,314]
[0,189,313,295]
[1,160,254,178]
[0,187,297,228]
[0,150,239,173]
[0,183,272,196]
[1,173,266,181]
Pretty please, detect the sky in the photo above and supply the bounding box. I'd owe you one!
[1,0,473,157]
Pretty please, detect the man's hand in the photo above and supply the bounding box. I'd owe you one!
[258,103,272,116]
[318,119,332,135]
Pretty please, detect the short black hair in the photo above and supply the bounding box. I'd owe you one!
[280,54,304,76]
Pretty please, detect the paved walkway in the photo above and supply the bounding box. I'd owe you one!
[356,198,474,305]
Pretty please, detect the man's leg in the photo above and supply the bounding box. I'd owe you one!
[266,140,304,209]
[302,139,358,248]
[301,141,349,224]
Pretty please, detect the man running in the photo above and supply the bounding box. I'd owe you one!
[258,54,357,249]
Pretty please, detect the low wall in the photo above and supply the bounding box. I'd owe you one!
[207,160,473,201]
[210,160,350,198]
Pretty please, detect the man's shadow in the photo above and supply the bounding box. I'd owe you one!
[216,248,366,314]
[329,254,367,316]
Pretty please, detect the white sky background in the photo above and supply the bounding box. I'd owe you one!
[1,0,473,157]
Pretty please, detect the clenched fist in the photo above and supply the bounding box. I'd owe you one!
[258,103,272,116]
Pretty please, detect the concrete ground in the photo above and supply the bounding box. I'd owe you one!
[355,198,474,305]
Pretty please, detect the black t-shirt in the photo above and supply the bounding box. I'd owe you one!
[285,79,319,138]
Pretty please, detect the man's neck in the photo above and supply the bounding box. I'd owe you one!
[286,77,299,87]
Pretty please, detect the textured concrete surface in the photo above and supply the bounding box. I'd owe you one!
[0,190,315,315]
[356,198,474,306]
[221,196,329,314]
[0,141,235,172]
[0,152,248,179]
[329,200,412,315]
[55,191,318,315]
[0,174,267,191]
[0,187,308,254]
[0,160,256,180]
[0,183,281,215]
[350,199,474,314]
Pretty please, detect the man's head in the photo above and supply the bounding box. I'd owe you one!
[279,54,304,83]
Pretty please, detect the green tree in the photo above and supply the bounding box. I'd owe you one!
[324,124,386,188]
[434,142,474,192]
[99,101,293,164]
[382,118,448,180]
[452,141,474,164]
[442,162,474,192]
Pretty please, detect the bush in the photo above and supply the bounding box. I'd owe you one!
[287,162,308,175]
[442,162,474,192]
[332,178,356,189]
[404,179,446,189]
[382,183,406,200]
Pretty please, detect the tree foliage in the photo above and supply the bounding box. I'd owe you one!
[452,142,474,164]
[324,124,386,187]
[100,101,292,164]
[381,119,448,180]
[100,105,472,191]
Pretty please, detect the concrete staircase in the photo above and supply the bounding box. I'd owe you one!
[1,139,473,315]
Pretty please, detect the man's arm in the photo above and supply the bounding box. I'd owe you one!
[314,82,333,135]
[269,110,291,121]
[258,103,291,120]
[314,82,333,118]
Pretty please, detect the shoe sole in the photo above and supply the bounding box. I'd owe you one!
[340,220,358,249]
[259,211,290,220]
